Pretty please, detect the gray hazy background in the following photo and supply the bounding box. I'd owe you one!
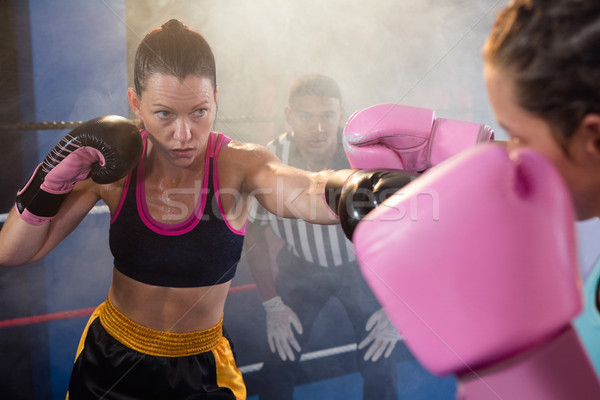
[124,0,507,145]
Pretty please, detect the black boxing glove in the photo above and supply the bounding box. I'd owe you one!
[16,115,143,225]
[324,169,418,240]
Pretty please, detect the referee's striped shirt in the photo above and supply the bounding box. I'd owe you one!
[248,131,356,267]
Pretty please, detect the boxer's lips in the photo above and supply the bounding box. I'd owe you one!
[171,147,195,158]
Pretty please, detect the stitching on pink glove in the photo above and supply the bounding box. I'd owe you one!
[41,147,106,194]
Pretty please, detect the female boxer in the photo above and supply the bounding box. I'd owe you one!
[0,19,365,399]
[483,0,600,387]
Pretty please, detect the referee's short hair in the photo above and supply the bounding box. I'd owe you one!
[288,73,342,104]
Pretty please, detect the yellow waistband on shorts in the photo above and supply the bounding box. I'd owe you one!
[98,297,223,357]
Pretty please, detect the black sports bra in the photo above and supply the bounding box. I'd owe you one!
[109,131,245,288]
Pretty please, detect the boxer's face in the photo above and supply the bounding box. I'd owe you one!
[128,73,217,168]
[485,63,600,220]
[285,95,344,170]
[484,65,564,158]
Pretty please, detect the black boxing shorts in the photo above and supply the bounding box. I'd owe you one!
[66,297,246,399]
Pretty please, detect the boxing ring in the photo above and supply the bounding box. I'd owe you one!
[3,1,600,399]
[0,120,456,399]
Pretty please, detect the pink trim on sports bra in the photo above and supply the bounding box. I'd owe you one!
[136,135,213,236]
[211,134,246,235]
[110,131,245,236]
[110,173,131,224]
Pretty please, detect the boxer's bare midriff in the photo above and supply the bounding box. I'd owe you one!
[108,267,230,333]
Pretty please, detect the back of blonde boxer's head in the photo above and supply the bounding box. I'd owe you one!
[133,19,217,97]
[484,0,600,146]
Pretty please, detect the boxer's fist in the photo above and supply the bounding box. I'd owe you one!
[324,169,418,239]
[343,103,494,172]
[16,115,143,225]
[353,144,581,376]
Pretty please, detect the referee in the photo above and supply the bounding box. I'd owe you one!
[246,74,400,400]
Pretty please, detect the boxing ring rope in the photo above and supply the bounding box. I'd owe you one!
[0,115,281,132]
[1,212,12,223]
[238,343,360,374]
[0,121,85,131]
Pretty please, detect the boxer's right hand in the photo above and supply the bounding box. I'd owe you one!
[324,169,419,240]
[16,115,143,225]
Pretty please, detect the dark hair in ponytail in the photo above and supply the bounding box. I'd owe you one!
[133,19,216,96]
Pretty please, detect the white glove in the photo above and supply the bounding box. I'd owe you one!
[262,296,303,361]
[358,308,402,362]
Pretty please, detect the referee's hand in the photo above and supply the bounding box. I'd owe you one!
[263,296,303,361]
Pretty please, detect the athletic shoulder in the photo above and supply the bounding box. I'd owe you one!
[223,139,282,167]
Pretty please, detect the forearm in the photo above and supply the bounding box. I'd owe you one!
[245,149,355,224]
[270,168,355,224]
[0,181,100,266]
[0,208,51,266]
[245,224,279,301]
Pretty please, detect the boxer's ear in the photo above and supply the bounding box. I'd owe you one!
[578,113,600,161]
[127,88,142,120]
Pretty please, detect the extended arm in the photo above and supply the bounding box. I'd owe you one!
[242,145,416,233]
[242,144,353,224]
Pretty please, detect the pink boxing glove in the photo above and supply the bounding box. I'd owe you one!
[343,103,494,172]
[16,116,143,225]
[352,144,600,398]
